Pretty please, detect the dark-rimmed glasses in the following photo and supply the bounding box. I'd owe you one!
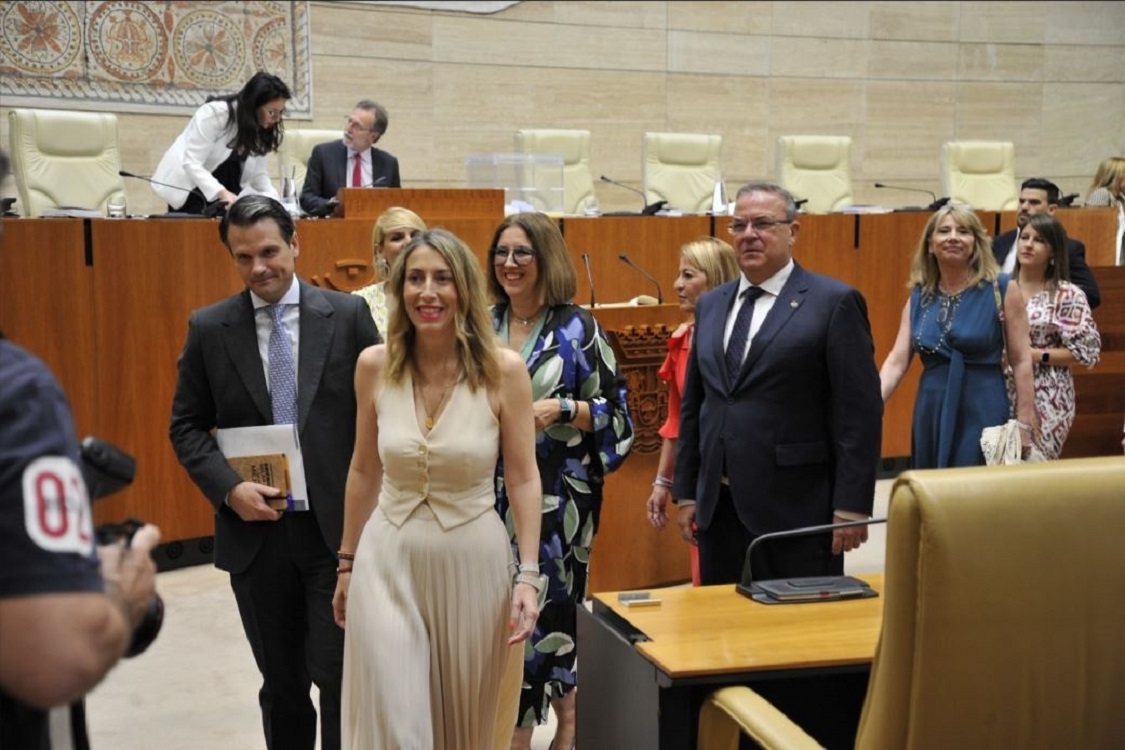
[492,246,536,266]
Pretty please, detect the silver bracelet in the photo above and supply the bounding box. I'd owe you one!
[652,475,673,489]
[517,561,540,574]
[514,571,546,593]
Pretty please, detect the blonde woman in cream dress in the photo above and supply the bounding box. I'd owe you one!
[333,229,543,749]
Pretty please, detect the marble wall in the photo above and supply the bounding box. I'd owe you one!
[3,0,1123,216]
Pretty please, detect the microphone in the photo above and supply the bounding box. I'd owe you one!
[118,170,227,217]
[1057,193,1079,207]
[581,253,596,308]
[737,517,888,598]
[599,175,667,216]
[794,198,809,210]
[369,176,387,187]
[874,182,949,211]
[617,253,663,304]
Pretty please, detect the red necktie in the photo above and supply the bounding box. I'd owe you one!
[351,153,362,188]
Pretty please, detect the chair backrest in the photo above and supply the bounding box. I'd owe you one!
[8,108,126,217]
[857,457,1125,750]
[279,128,341,193]
[642,132,722,213]
[939,140,1019,211]
[514,129,596,215]
[775,135,853,213]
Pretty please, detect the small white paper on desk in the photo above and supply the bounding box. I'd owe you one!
[216,425,309,511]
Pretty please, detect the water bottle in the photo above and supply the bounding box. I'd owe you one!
[710,175,728,215]
[281,167,299,216]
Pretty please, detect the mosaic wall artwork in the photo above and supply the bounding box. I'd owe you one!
[0,0,311,117]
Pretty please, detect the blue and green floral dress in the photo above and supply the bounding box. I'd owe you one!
[492,302,634,727]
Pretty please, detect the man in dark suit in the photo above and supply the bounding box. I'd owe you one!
[298,99,401,216]
[672,182,882,585]
[169,196,378,750]
[992,177,1101,308]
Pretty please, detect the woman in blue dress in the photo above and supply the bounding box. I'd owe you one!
[880,205,1038,468]
[488,213,633,750]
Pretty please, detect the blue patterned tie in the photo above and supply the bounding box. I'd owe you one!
[267,304,297,425]
[725,286,766,382]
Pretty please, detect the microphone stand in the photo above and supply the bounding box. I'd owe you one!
[118,170,228,217]
[736,517,887,602]
[599,175,667,215]
[617,253,663,304]
[581,253,596,308]
[873,182,949,211]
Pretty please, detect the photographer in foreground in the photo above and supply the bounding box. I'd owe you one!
[0,331,160,746]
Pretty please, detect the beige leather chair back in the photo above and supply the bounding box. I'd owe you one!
[775,135,853,213]
[698,457,1125,750]
[643,132,722,213]
[514,129,596,215]
[939,140,1019,211]
[857,457,1125,749]
[279,128,340,193]
[8,108,126,217]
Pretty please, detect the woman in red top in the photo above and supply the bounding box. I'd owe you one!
[646,237,738,583]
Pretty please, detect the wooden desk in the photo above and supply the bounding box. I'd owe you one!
[577,575,884,749]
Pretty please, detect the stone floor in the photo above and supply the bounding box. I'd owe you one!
[85,479,893,749]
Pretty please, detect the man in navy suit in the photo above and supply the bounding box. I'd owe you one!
[298,99,401,216]
[169,196,378,750]
[991,178,1100,308]
[672,182,882,585]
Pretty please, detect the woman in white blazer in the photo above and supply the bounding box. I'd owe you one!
[153,71,290,214]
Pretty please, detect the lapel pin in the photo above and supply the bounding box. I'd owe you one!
[789,300,799,308]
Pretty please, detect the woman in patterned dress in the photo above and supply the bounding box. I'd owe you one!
[352,207,427,334]
[488,213,633,750]
[1014,214,1101,459]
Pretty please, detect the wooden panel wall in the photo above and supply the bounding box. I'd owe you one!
[2,210,1121,591]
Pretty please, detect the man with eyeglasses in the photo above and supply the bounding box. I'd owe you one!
[673,182,882,585]
[299,99,401,217]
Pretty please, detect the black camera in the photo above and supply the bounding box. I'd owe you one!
[81,437,164,658]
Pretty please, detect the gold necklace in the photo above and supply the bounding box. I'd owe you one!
[511,305,545,327]
[415,373,457,431]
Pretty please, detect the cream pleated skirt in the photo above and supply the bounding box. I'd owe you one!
[342,502,521,749]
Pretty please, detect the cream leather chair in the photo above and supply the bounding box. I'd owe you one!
[642,132,722,213]
[8,108,126,217]
[939,140,1019,211]
[698,456,1125,750]
[775,135,853,213]
[279,128,340,194]
[514,128,596,215]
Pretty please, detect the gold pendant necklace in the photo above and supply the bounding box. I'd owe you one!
[415,375,456,431]
[511,305,545,327]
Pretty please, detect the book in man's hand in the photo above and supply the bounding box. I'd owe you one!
[227,454,292,511]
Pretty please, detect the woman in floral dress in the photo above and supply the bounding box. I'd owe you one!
[488,213,633,750]
[1014,214,1101,459]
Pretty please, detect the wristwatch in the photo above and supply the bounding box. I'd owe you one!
[557,396,576,424]
[1040,349,1050,364]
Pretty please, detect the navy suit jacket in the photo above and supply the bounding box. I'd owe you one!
[169,281,379,573]
[299,139,401,215]
[673,264,882,536]
[992,229,1100,308]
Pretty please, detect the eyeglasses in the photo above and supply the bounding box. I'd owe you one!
[264,108,287,120]
[727,217,793,236]
[492,246,536,266]
[345,116,377,133]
